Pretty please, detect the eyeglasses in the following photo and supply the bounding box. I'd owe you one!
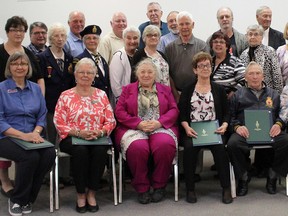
[197,64,211,69]
[212,40,226,44]
[77,71,95,76]
[32,31,47,36]
[247,32,261,37]
[10,62,29,67]
[146,34,159,38]
[9,28,25,33]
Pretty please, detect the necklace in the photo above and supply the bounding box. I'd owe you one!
[195,84,211,94]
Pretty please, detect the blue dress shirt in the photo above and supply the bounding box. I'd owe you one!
[64,31,85,57]
[0,78,47,138]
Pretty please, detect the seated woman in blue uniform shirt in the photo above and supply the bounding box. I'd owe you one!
[0,52,55,216]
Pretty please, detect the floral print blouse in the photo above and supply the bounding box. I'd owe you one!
[54,87,116,139]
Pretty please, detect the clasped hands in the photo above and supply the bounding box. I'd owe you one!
[236,124,281,138]
[22,132,44,144]
[78,130,103,140]
[137,120,162,133]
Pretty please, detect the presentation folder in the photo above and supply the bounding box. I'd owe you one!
[72,136,112,146]
[244,109,274,144]
[9,137,54,150]
[190,120,223,146]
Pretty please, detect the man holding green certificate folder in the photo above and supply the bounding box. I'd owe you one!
[179,52,232,204]
[227,61,288,197]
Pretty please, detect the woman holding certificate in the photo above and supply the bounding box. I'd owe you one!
[178,52,232,204]
[0,52,55,216]
[54,58,116,213]
[115,58,178,204]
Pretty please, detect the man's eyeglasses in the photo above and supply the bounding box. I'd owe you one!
[32,31,47,36]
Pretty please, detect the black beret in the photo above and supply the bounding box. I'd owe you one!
[80,25,102,37]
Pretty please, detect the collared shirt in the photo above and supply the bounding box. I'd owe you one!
[64,31,85,57]
[157,32,178,53]
[98,31,124,64]
[0,37,3,44]
[165,35,209,91]
[27,43,48,56]
[0,78,47,138]
[262,28,269,46]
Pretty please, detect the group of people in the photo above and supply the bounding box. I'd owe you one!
[1,1,288,216]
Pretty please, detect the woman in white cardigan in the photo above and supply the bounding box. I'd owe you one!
[109,26,140,101]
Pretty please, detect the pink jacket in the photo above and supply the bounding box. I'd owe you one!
[114,81,179,148]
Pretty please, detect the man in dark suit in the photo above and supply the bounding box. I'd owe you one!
[74,25,111,98]
[256,6,285,50]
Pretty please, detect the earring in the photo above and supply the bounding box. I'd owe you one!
[91,80,95,86]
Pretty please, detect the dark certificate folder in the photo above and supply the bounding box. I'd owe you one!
[72,136,112,146]
[9,137,54,150]
[244,110,274,144]
[190,120,223,146]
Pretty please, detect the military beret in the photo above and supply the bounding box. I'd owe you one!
[80,25,102,38]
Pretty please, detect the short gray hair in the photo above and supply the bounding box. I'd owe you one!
[142,25,161,43]
[246,24,264,36]
[29,21,48,36]
[245,61,263,74]
[176,11,194,23]
[5,51,32,79]
[256,6,271,16]
[48,23,67,45]
[123,26,140,39]
[74,57,97,75]
[147,2,162,11]
[135,58,158,78]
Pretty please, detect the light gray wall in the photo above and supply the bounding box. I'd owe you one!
[0,0,287,46]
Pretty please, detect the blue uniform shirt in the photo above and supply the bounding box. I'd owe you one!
[0,78,47,138]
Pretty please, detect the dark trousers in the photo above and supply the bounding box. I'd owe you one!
[227,132,288,179]
[60,137,108,193]
[182,135,230,191]
[0,138,55,205]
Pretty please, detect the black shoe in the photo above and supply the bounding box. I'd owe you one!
[151,188,166,203]
[138,191,151,204]
[86,203,99,212]
[266,177,277,194]
[194,174,201,183]
[222,188,233,204]
[0,188,14,198]
[236,180,248,196]
[75,202,86,213]
[210,164,216,171]
[186,190,197,203]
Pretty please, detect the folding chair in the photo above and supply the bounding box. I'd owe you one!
[229,145,288,197]
[50,136,118,212]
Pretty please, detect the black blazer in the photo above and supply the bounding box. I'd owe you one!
[268,27,285,50]
[178,81,230,129]
[37,48,75,113]
[76,49,110,97]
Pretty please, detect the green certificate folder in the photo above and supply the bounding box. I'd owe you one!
[244,110,274,144]
[9,137,54,150]
[190,120,223,146]
[72,136,112,146]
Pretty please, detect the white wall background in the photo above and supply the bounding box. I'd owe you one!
[0,0,287,46]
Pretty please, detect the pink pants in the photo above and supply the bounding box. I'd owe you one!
[126,133,176,193]
[0,161,11,169]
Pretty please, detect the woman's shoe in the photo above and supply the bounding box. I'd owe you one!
[86,203,99,212]
[138,191,151,204]
[1,188,14,198]
[186,190,197,203]
[75,203,86,213]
